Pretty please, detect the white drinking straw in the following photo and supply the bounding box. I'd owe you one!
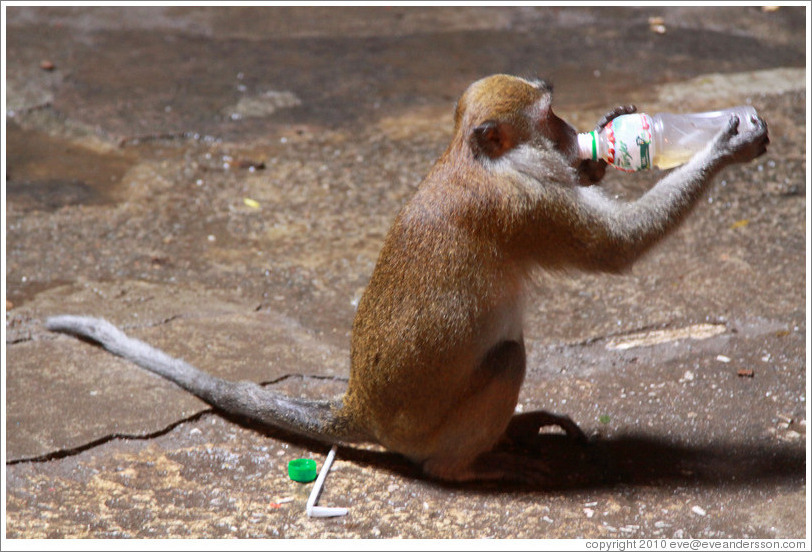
[306,445,348,518]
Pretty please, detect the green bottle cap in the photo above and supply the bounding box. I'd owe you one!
[288,458,318,483]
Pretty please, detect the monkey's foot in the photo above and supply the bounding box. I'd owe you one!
[502,410,588,450]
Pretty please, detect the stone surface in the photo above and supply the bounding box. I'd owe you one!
[4,5,807,540]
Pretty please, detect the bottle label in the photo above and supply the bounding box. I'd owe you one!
[606,114,652,172]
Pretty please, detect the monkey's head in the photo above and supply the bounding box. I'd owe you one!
[453,74,580,168]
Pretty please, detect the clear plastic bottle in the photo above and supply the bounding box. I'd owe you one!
[578,106,759,172]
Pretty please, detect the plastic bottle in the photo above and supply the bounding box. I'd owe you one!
[577,106,759,172]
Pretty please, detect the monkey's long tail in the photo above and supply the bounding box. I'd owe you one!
[45,315,370,444]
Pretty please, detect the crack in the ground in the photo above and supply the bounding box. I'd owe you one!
[6,314,183,346]
[259,372,348,386]
[116,130,219,148]
[5,373,349,466]
[6,335,35,345]
[6,311,235,345]
[6,410,215,466]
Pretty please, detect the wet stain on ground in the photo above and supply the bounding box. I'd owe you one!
[6,121,135,211]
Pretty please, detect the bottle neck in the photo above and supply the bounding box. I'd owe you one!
[578,132,598,161]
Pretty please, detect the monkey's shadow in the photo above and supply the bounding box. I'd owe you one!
[244,415,805,493]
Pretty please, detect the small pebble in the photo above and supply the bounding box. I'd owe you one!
[648,16,667,34]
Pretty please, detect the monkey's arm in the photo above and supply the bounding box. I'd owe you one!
[568,114,769,272]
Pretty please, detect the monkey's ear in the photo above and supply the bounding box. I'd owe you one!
[471,120,516,159]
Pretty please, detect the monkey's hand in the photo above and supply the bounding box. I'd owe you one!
[577,104,638,185]
[577,159,607,185]
[709,114,770,167]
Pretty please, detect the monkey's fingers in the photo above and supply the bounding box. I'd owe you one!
[595,104,638,131]
[750,115,770,156]
[716,114,770,164]
[577,158,608,186]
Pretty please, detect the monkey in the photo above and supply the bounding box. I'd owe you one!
[47,74,769,484]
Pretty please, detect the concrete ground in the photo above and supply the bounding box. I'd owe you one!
[3,5,808,540]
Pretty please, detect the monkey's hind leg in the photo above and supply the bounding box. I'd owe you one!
[419,341,586,485]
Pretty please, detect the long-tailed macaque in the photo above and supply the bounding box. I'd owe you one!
[48,74,769,482]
